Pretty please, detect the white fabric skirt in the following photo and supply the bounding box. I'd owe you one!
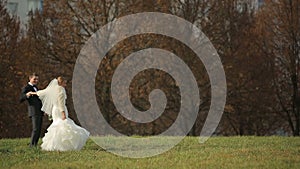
[41,106,90,151]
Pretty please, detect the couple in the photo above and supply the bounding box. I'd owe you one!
[20,73,89,151]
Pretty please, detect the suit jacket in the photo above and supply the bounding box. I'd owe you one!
[20,84,43,117]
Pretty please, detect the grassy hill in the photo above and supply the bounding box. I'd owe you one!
[1,136,299,169]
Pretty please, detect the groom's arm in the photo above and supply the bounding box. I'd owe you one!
[19,86,30,103]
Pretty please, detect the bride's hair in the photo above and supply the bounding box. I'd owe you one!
[57,76,66,85]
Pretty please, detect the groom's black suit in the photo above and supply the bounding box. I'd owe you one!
[20,84,43,147]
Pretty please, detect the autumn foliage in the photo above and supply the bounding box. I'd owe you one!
[0,0,299,138]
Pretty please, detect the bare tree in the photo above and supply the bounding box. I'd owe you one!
[258,0,300,136]
[0,0,25,138]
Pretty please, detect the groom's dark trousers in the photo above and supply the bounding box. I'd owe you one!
[20,84,43,147]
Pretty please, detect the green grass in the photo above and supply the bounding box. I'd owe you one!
[1,136,299,169]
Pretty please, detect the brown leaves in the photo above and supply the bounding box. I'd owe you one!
[1,0,299,138]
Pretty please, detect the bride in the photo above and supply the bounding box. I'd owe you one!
[29,76,89,151]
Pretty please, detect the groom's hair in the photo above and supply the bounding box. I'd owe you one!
[29,73,38,79]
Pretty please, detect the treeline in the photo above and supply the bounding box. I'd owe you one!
[0,0,299,138]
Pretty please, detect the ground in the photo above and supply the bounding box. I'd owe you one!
[1,136,300,168]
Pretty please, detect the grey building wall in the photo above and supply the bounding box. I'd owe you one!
[6,0,43,25]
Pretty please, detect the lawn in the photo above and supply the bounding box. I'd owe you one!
[1,136,299,169]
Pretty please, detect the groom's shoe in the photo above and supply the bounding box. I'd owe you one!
[29,143,37,148]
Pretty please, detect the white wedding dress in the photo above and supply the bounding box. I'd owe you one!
[37,79,90,151]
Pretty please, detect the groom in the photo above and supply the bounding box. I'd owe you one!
[20,73,43,147]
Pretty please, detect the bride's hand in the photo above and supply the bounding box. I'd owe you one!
[26,92,31,97]
[27,91,37,96]
[26,91,34,97]
[62,111,66,120]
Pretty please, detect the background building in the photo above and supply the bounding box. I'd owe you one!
[5,0,43,25]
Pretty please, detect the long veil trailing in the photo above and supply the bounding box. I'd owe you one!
[37,78,59,116]
[38,78,90,151]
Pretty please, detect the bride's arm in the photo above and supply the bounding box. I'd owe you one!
[27,91,36,96]
[57,87,66,120]
[29,89,46,96]
[36,89,47,96]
